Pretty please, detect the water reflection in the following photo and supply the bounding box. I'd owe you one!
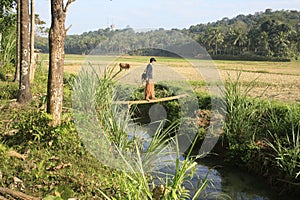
[151,154,279,200]
[127,127,279,199]
[194,159,280,200]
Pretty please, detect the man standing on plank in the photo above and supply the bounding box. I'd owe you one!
[145,57,157,101]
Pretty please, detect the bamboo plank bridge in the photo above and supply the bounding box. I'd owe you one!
[114,94,188,107]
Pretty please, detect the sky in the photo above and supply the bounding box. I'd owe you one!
[35,0,300,35]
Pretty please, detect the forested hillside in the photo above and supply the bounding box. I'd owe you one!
[36,9,300,61]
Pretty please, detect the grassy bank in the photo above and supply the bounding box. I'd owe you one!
[219,72,300,195]
[0,63,213,199]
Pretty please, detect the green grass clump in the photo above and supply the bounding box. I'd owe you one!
[221,71,300,194]
[0,81,18,100]
[221,72,262,161]
[265,129,300,180]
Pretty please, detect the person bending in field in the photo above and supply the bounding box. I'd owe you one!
[145,57,157,101]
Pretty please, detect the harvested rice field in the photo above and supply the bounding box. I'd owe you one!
[59,55,300,103]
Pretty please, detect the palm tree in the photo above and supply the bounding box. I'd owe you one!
[210,28,224,55]
[273,31,290,57]
[248,29,260,53]
[224,28,235,56]
[204,27,214,54]
[258,31,271,56]
[233,30,247,55]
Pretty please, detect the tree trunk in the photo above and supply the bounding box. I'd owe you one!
[29,0,35,82]
[17,0,32,103]
[47,0,72,126]
[14,0,21,82]
[0,33,2,54]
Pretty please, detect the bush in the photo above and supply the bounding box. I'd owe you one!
[220,71,300,194]
[211,53,291,62]
[0,82,18,100]
[195,91,212,109]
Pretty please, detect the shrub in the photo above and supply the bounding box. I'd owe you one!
[0,81,18,100]
[265,129,300,180]
[221,72,262,161]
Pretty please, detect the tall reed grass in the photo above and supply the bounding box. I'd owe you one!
[0,29,16,80]
[265,128,300,180]
[221,72,264,161]
[264,105,300,183]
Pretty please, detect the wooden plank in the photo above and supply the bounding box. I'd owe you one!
[114,94,188,105]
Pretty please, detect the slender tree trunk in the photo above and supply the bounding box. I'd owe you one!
[17,0,32,103]
[0,33,2,54]
[14,0,21,82]
[47,0,73,126]
[29,0,35,82]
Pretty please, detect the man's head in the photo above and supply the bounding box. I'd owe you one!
[150,57,157,63]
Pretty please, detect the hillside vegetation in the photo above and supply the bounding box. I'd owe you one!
[35,9,300,61]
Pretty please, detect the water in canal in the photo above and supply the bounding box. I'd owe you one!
[192,159,281,200]
[128,128,288,199]
[155,155,282,200]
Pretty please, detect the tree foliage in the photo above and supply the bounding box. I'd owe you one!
[0,0,17,71]
[186,9,300,60]
[0,0,17,31]
[36,9,300,60]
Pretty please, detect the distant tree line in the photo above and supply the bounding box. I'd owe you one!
[35,9,300,61]
[184,9,300,61]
